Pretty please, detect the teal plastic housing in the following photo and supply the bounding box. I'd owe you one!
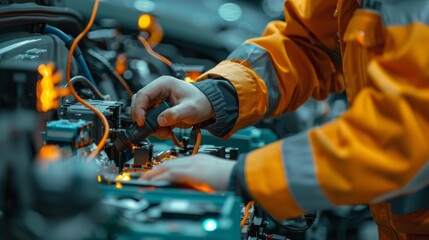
[150,126,277,154]
[100,185,242,240]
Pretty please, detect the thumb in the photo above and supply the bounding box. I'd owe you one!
[158,101,196,127]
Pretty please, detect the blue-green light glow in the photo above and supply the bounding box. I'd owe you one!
[202,218,218,232]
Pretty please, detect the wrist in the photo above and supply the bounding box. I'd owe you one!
[192,79,238,138]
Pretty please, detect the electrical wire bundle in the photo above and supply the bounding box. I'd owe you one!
[49,0,133,160]
[64,0,107,161]
[43,0,201,159]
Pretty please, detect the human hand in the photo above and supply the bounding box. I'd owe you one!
[131,76,214,139]
[140,154,236,191]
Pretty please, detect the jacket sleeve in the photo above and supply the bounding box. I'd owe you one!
[235,4,429,220]
[196,0,344,139]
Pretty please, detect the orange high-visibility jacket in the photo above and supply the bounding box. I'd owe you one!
[197,0,429,238]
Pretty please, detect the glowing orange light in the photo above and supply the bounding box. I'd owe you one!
[138,14,152,30]
[186,71,202,80]
[115,53,127,75]
[36,63,69,112]
[184,76,193,83]
[115,173,131,182]
[97,175,102,183]
[116,182,123,189]
[37,145,62,163]
[189,183,215,193]
[122,172,131,181]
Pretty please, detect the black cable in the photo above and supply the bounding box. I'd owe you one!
[86,49,116,72]
[266,212,316,233]
[86,49,134,97]
[66,76,105,100]
[44,25,96,85]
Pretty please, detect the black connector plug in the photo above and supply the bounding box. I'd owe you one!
[114,101,170,151]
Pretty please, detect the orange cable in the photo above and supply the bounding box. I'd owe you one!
[170,128,185,148]
[240,201,255,228]
[66,0,107,161]
[138,35,172,66]
[112,70,133,98]
[192,127,201,155]
[169,126,201,155]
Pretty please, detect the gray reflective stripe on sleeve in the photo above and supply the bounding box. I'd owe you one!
[281,131,336,211]
[373,160,429,203]
[388,186,429,215]
[227,43,280,118]
[363,0,429,26]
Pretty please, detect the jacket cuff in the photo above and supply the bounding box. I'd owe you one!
[228,154,252,203]
[192,80,238,138]
[196,61,269,139]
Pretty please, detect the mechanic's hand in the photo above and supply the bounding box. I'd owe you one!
[131,76,214,134]
[140,154,236,191]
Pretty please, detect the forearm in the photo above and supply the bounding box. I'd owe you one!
[196,0,343,138]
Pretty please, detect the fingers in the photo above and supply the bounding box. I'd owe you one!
[131,89,152,126]
[140,157,192,180]
[140,155,234,191]
[150,171,172,182]
[132,76,212,128]
[145,163,198,185]
[151,127,172,140]
[131,77,171,126]
[158,100,197,127]
[140,165,167,180]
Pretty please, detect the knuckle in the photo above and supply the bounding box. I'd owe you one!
[169,108,179,118]
[158,75,174,84]
[184,102,197,114]
[136,88,145,95]
[169,171,180,179]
